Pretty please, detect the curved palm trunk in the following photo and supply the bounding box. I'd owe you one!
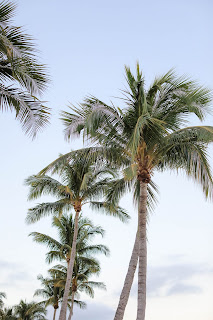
[114,232,139,320]
[68,291,75,320]
[136,181,148,320]
[53,308,57,320]
[59,209,80,320]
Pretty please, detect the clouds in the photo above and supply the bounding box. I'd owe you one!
[0,259,33,288]
[130,262,212,297]
[166,283,202,295]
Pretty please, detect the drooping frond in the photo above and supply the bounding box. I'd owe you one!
[89,201,130,222]
[29,232,62,251]
[157,130,213,199]
[26,200,71,224]
[0,84,50,138]
[0,1,50,137]
[77,244,110,257]
[25,175,69,200]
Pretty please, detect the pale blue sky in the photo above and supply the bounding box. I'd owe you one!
[0,1,213,319]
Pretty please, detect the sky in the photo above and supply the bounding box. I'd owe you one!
[0,0,213,319]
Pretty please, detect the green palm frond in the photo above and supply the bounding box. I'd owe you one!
[89,201,130,222]
[29,232,62,251]
[106,177,132,206]
[0,1,16,24]
[72,299,86,309]
[26,200,70,224]
[78,244,110,256]
[25,175,67,200]
[0,1,50,137]
[0,84,50,138]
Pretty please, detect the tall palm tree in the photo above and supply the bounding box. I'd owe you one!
[25,157,128,320]
[59,64,213,320]
[0,1,50,137]
[14,300,47,320]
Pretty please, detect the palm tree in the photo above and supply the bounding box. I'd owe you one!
[14,300,47,320]
[25,157,128,320]
[0,1,50,137]
[0,307,17,320]
[34,271,86,320]
[50,260,106,320]
[59,64,213,320]
[34,274,64,320]
[31,213,109,320]
[0,293,6,309]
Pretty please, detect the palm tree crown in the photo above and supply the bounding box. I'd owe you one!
[61,65,213,197]
[25,155,129,224]
[29,214,109,264]
[14,300,47,320]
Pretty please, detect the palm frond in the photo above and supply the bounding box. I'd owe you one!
[0,83,50,138]
[89,201,130,222]
[26,200,70,224]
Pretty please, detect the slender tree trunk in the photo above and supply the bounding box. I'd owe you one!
[114,232,139,320]
[53,308,57,320]
[59,209,80,320]
[136,181,147,320]
[68,291,75,320]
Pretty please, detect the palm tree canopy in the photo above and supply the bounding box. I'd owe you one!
[29,213,110,264]
[60,64,213,199]
[49,260,106,300]
[25,155,129,224]
[0,307,17,320]
[14,300,47,320]
[0,1,50,137]
[34,274,64,310]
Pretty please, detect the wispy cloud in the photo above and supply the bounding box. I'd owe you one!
[167,283,202,295]
[130,262,212,297]
[0,259,33,288]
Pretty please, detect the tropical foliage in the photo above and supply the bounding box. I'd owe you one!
[31,213,108,319]
[0,293,6,309]
[59,64,213,320]
[49,261,105,320]
[25,154,128,320]
[34,273,64,320]
[0,307,17,320]
[13,300,47,320]
[0,1,50,137]
[29,214,109,264]
[1,6,212,316]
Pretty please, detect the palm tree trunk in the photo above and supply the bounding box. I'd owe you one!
[114,232,139,320]
[68,291,75,320]
[53,308,57,320]
[59,209,80,320]
[136,181,147,320]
